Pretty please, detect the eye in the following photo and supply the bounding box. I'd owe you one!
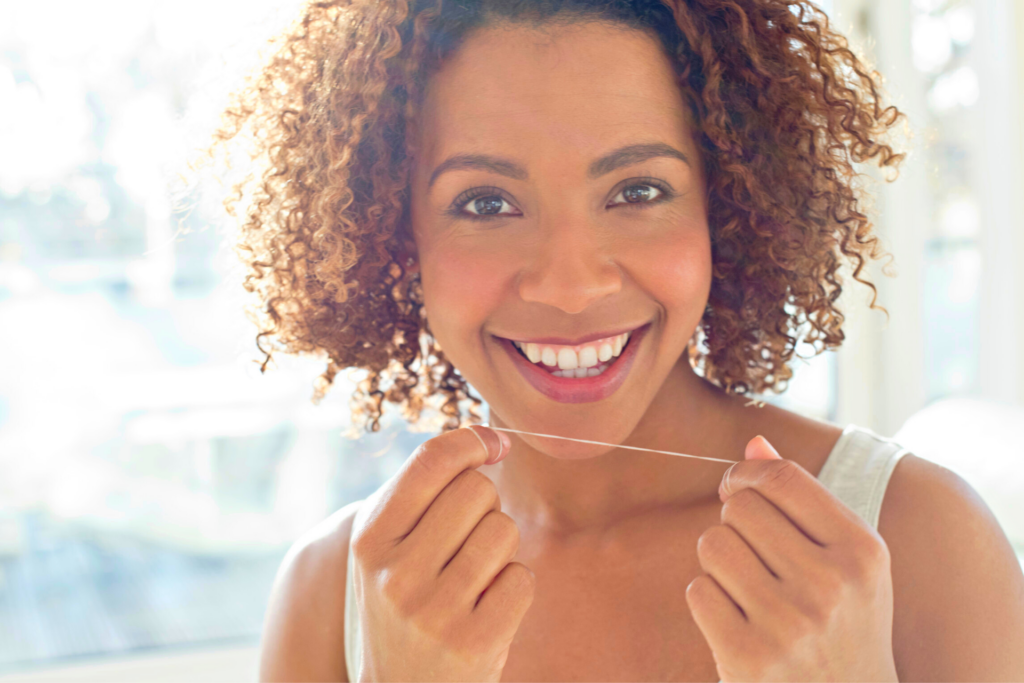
[448,186,522,221]
[608,181,671,208]
[466,195,515,216]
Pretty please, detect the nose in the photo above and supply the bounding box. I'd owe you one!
[516,220,622,315]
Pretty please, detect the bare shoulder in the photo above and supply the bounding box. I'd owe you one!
[880,454,1024,681]
[259,499,364,683]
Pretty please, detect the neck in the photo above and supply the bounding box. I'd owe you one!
[481,360,744,537]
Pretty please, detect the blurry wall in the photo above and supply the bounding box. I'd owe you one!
[829,0,1023,435]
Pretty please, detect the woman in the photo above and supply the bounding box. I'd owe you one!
[212,0,1024,680]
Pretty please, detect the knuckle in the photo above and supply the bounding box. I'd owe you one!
[408,439,443,477]
[504,561,537,594]
[696,524,733,558]
[377,565,419,616]
[452,469,498,508]
[721,487,759,521]
[846,533,891,582]
[484,511,520,554]
[762,459,800,492]
[350,527,376,563]
[864,533,891,568]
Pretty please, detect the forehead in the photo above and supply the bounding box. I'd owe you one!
[413,21,693,167]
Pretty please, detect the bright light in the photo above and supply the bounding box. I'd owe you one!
[938,194,982,239]
[928,65,980,112]
[913,13,953,73]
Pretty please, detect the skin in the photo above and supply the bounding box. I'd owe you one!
[259,21,1024,682]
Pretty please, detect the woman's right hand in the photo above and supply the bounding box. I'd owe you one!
[349,426,535,682]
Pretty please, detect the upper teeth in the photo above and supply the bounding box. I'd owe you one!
[513,332,631,370]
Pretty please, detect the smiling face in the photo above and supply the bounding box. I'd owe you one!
[408,21,712,454]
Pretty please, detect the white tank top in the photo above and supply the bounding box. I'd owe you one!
[342,424,910,682]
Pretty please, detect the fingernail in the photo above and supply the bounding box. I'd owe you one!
[753,435,781,460]
[496,431,512,462]
[483,429,510,465]
[718,462,737,501]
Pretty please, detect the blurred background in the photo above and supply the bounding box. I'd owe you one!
[0,0,1021,679]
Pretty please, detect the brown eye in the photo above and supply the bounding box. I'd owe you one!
[466,195,509,216]
[609,183,664,207]
[448,186,522,221]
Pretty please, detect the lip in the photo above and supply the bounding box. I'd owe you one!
[497,323,650,404]
[504,326,641,346]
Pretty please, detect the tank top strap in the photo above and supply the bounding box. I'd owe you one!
[345,529,362,682]
[816,424,910,530]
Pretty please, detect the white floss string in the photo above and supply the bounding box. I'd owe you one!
[486,425,736,465]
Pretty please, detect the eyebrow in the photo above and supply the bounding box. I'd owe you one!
[426,142,690,189]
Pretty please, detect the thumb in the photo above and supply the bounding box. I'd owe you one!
[719,435,783,502]
[745,434,782,460]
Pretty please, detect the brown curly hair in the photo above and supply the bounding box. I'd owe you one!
[209,0,904,433]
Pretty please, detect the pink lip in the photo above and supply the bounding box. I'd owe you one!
[504,326,642,346]
[497,323,650,404]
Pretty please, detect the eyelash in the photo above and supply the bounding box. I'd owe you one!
[445,178,675,222]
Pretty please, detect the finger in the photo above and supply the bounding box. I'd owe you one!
[746,434,782,460]
[695,524,783,620]
[472,561,536,641]
[363,426,509,545]
[719,439,867,546]
[439,510,520,603]
[685,574,747,661]
[720,488,823,580]
[403,468,502,574]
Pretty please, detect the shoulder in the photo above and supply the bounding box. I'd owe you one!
[880,454,1024,681]
[259,499,364,683]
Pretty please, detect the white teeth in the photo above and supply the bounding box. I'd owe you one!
[586,367,601,377]
[573,367,588,378]
[516,329,637,371]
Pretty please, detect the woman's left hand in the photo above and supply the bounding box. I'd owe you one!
[685,436,899,682]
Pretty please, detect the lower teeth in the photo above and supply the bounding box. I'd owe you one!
[550,362,610,378]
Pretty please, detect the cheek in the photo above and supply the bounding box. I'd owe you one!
[629,223,712,324]
[419,242,511,341]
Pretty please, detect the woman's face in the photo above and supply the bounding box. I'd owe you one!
[409,21,711,454]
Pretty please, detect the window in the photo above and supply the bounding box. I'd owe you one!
[0,0,422,669]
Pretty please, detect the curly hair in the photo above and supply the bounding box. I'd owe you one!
[209,0,904,433]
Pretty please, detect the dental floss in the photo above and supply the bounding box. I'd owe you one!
[485,425,736,464]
